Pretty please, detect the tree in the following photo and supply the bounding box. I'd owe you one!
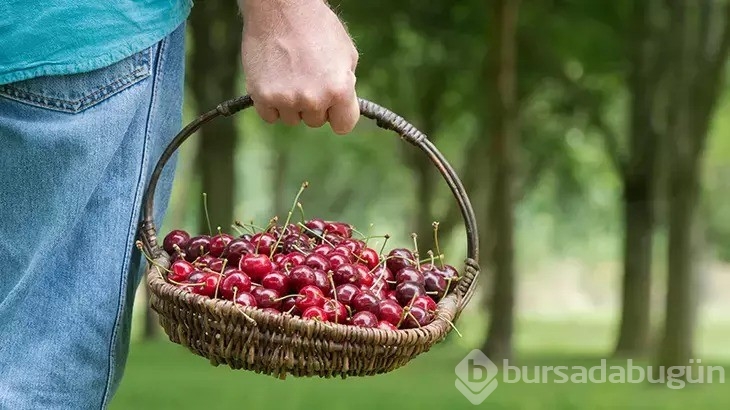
[481,0,520,363]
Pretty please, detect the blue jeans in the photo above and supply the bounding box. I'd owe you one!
[0,23,185,409]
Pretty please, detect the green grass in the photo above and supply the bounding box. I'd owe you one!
[111,318,730,409]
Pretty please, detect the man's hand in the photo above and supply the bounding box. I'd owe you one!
[239,0,360,134]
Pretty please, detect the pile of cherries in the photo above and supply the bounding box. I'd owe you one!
[160,219,458,330]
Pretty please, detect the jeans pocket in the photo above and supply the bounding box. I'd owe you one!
[0,47,153,114]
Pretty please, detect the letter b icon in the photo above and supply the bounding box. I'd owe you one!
[455,349,498,405]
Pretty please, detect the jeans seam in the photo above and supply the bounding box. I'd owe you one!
[98,34,169,410]
[0,51,152,114]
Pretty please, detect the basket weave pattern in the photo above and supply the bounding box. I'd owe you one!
[140,95,480,378]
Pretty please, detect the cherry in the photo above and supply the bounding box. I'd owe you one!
[325,222,352,238]
[208,258,225,273]
[377,321,398,331]
[305,218,326,234]
[358,248,380,270]
[305,253,330,271]
[356,265,374,287]
[273,254,287,265]
[223,238,255,265]
[251,232,277,255]
[289,265,317,290]
[187,270,205,284]
[262,271,291,294]
[312,244,333,256]
[192,273,219,298]
[251,287,281,309]
[282,233,312,253]
[295,285,326,311]
[220,271,252,300]
[234,291,257,307]
[385,290,399,303]
[340,238,364,254]
[371,266,394,288]
[324,232,344,246]
[402,306,432,328]
[240,254,274,282]
[281,296,300,315]
[333,284,360,306]
[239,233,253,241]
[330,246,353,260]
[163,230,190,255]
[424,270,448,300]
[323,299,348,323]
[185,235,211,262]
[328,253,350,270]
[412,295,438,313]
[351,290,380,314]
[280,252,306,270]
[395,281,426,306]
[223,266,238,277]
[386,248,415,274]
[312,269,331,293]
[209,233,233,257]
[301,306,329,321]
[351,311,378,328]
[194,254,216,268]
[333,264,359,286]
[168,260,195,282]
[396,267,425,285]
[268,223,301,238]
[370,284,388,300]
[377,299,404,326]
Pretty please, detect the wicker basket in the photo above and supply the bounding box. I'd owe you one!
[138,95,480,379]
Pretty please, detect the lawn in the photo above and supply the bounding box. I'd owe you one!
[110,317,730,409]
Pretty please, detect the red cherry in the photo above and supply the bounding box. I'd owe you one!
[371,266,394,289]
[209,233,233,257]
[305,218,327,233]
[223,239,255,265]
[185,235,211,262]
[324,233,344,246]
[377,321,398,331]
[187,270,205,284]
[262,271,291,294]
[281,296,300,315]
[351,290,380,314]
[396,267,425,285]
[334,284,360,306]
[325,222,352,238]
[281,252,306,270]
[251,232,277,255]
[304,253,330,271]
[377,299,404,326]
[208,258,225,273]
[312,269,331,293]
[295,285,326,311]
[168,260,195,282]
[323,299,348,323]
[412,295,438,313]
[340,239,364,254]
[424,270,448,300]
[251,287,281,309]
[273,254,287,265]
[351,311,378,328]
[395,281,426,306]
[301,306,329,321]
[385,248,415,275]
[369,284,388,300]
[333,264,359,286]
[289,265,317,290]
[401,306,433,328]
[234,292,257,307]
[385,290,398,303]
[282,233,313,254]
[328,253,350,269]
[358,248,380,270]
[331,246,353,260]
[163,230,190,255]
[312,244,333,256]
[220,271,252,300]
[192,273,219,298]
[355,264,373,287]
[240,254,274,282]
[194,254,217,268]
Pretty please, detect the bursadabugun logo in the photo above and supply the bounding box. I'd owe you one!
[454,349,499,405]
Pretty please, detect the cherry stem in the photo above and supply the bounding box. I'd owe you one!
[297,222,335,247]
[327,272,338,304]
[428,250,436,267]
[437,313,463,337]
[432,221,444,268]
[270,181,309,258]
[378,234,391,257]
[135,241,171,273]
[230,224,245,235]
[350,226,369,239]
[202,192,212,236]
[273,294,301,302]
[411,233,421,270]
[297,202,306,223]
[212,259,228,300]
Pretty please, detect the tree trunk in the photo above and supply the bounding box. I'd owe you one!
[188,2,241,235]
[481,0,520,364]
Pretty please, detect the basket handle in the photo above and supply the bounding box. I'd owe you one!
[139,95,481,313]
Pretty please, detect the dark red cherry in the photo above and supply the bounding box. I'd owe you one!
[192,273,219,298]
[305,218,327,232]
[325,222,352,238]
[194,254,217,268]
[185,235,211,262]
[386,290,399,303]
[328,253,350,270]
[305,253,330,271]
[163,230,190,255]
[223,239,255,265]
[312,269,331,293]
[234,292,257,307]
[208,258,225,273]
[301,306,329,321]
[340,239,365,254]
[273,253,286,265]
[262,271,291,294]
[323,299,348,323]
[424,270,448,300]
[395,281,426,306]
[168,260,195,283]
[377,321,398,331]
[295,285,326,311]
[377,299,404,326]
[251,232,277,255]
[358,248,380,270]
[289,265,317,290]
[401,306,433,328]
[351,311,378,328]
[209,233,234,257]
[280,252,306,270]
[282,233,312,253]
[281,296,300,315]
[371,266,394,288]
[412,295,438,313]
[351,290,380,314]
[334,284,360,306]
[251,287,281,309]
[187,270,205,284]
[324,232,344,246]
[386,248,415,274]
[396,267,425,285]
[333,264,359,286]
[312,244,333,256]
[240,254,274,282]
[331,246,353,260]
[220,271,252,300]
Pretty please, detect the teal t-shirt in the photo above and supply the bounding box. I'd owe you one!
[0,0,193,85]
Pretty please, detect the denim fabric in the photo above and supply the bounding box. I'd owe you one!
[0,22,186,410]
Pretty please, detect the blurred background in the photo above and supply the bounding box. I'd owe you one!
[112,0,730,408]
